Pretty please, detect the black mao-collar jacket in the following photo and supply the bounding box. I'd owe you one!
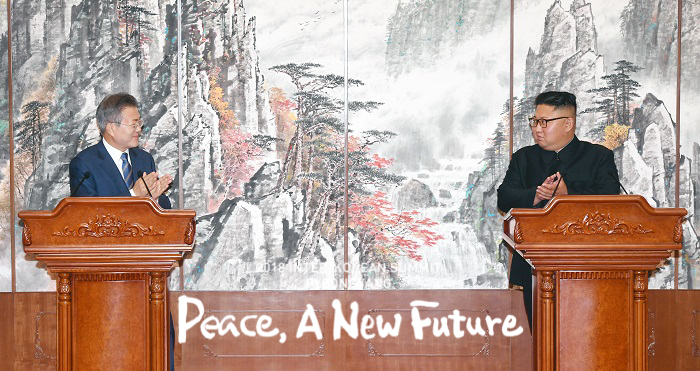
[496,135,621,213]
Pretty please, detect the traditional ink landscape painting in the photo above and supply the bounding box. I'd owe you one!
[4,0,699,292]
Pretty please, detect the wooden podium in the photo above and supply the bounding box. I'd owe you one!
[18,197,196,371]
[503,195,686,371]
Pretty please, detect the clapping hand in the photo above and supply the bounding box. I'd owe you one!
[533,172,568,205]
[133,172,173,200]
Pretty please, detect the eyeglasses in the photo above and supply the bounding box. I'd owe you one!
[528,116,569,128]
[110,120,143,130]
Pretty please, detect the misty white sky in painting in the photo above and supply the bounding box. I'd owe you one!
[248,0,697,161]
[248,0,510,171]
[246,0,345,93]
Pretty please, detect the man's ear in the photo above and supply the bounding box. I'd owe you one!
[566,118,574,132]
[97,120,105,136]
[104,122,115,137]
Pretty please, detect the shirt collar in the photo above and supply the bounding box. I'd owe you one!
[555,137,574,153]
[555,135,579,164]
[102,138,130,165]
[538,135,580,164]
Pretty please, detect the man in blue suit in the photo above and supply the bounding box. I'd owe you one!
[69,93,172,207]
[68,93,176,370]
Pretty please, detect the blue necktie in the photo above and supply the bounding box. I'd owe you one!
[121,153,134,189]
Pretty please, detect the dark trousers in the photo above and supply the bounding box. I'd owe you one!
[507,244,533,332]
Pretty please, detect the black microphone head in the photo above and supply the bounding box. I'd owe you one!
[137,170,144,178]
[70,171,92,197]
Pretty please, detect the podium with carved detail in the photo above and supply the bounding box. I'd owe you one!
[503,195,685,371]
[18,197,196,371]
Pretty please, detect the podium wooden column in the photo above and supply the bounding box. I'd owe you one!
[19,197,196,371]
[503,195,685,371]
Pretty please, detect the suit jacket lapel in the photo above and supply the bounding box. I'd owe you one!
[97,141,131,195]
[129,148,146,184]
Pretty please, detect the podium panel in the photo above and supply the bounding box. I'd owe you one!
[557,271,631,370]
[73,275,148,370]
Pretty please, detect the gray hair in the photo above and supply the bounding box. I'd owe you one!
[95,93,139,134]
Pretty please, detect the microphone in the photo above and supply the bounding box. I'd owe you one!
[137,171,153,198]
[70,171,91,197]
[537,171,565,208]
[608,170,628,194]
[551,173,564,198]
[545,170,564,206]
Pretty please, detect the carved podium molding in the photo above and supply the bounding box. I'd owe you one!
[541,211,653,236]
[23,222,32,246]
[514,221,524,243]
[52,213,165,238]
[559,271,630,280]
[674,217,684,243]
[184,218,196,245]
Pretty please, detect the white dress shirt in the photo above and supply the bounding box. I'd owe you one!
[102,139,136,196]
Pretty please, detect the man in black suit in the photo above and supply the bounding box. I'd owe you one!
[497,91,621,329]
[69,93,172,207]
[68,93,176,370]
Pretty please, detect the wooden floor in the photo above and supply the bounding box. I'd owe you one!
[1,290,699,370]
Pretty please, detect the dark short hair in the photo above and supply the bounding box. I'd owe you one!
[95,93,139,134]
[534,91,577,112]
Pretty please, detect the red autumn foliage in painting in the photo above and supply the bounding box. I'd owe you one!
[349,190,443,262]
[347,154,443,262]
[269,87,297,157]
[367,153,393,169]
[208,67,262,207]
